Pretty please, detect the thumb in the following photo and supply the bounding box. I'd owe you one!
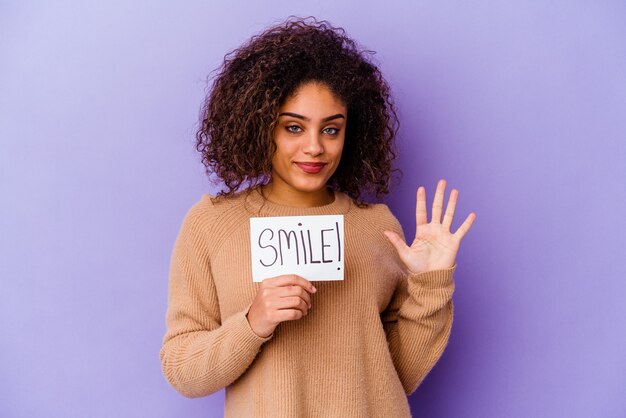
[383,230,407,256]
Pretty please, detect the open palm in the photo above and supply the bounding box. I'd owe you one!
[384,179,476,274]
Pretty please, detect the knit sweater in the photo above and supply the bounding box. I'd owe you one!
[159,186,456,417]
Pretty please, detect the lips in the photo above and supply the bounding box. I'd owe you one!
[294,162,327,174]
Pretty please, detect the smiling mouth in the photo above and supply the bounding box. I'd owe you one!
[294,162,327,173]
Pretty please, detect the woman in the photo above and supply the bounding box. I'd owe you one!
[160,17,476,417]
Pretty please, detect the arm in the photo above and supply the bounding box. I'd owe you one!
[159,210,272,398]
[380,180,474,395]
[380,213,456,395]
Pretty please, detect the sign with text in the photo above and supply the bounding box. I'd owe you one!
[250,215,345,282]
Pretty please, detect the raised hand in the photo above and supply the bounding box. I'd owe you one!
[383,179,476,274]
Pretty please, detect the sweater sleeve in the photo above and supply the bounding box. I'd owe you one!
[159,205,273,398]
[379,208,456,396]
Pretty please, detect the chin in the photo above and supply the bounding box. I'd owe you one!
[290,178,329,193]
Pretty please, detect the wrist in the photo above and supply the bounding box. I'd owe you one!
[245,312,274,339]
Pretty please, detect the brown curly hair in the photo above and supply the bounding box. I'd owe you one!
[196,16,401,207]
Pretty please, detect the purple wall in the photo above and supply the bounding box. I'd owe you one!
[1,1,624,417]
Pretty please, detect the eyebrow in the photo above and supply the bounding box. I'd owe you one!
[278,112,345,122]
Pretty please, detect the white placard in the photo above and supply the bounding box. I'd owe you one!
[250,215,345,282]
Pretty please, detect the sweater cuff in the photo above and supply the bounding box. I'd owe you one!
[407,263,457,288]
[238,303,274,342]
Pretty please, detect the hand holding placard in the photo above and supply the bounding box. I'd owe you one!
[246,274,317,338]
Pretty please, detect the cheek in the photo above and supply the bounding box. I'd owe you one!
[331,138,346,157]
[272,140,296,165]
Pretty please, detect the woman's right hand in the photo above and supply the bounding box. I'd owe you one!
[246,274,317,338]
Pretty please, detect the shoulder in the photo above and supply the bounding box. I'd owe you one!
[177,191,248,239]
[179,194,218,231]
[346,199,404,238]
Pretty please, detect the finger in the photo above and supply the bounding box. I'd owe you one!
[416,186,428,226]
[442,188,458,230]
[431,179,446,224]
[275,308,305,322]
[265,274,317,293]
[275,296,310,315]
[278,285,312,308]
[453,212,477,240]
[383,230,407,257]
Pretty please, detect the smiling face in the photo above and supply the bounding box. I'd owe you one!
[264,81,347,206]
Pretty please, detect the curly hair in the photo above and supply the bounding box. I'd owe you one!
[196,16,401,207]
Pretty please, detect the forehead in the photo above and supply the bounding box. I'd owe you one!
[280,82,346,114]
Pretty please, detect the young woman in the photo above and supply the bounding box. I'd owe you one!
[160,17,476,417]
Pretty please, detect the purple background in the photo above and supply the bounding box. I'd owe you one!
[1,1,625,417]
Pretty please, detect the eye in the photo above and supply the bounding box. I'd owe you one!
[323,127,340,136]
[285,125,302,133]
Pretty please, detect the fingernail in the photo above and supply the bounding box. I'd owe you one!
[311,286,317,293]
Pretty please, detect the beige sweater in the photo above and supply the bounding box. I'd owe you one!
[159,186,456,417]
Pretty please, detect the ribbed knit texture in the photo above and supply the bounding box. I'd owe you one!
[160,186,456,417]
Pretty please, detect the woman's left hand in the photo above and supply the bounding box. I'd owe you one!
[384,179,476,274]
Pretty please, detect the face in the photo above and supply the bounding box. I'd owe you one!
[269,81,347,201]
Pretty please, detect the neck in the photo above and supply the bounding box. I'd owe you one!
[260,182,335,208]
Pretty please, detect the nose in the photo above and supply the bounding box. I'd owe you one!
[303,131,324,156]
